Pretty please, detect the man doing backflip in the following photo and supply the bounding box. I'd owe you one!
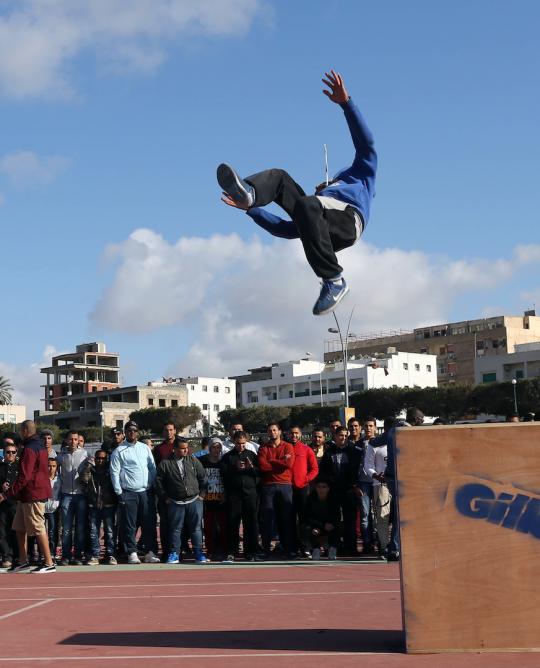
[217,70,377,316]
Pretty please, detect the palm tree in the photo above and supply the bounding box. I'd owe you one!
[0,376,13,405]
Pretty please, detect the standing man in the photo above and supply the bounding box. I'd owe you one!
[222,430,262,562]
[153,422,177,560]
[218,70,377,315]
[350,416,376,555]
[0,437,19,568]
[110,421,159,564]
[364,429,390,559]
[199,439,227,561]
[308,426,327,461]
[258,423,295,558]
[155,437,208,564]
[222,422,259,455]
[0,421,55,573]
[289,425,318,556]
[319,426,360,555]
[80,450,118,565]
[57,430,88,565]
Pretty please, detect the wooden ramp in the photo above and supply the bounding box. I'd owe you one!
[396,423,540,653]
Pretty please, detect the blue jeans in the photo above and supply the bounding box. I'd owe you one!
[167,499,203,554]
[61,494,88,559]
[119,490,157,555]
[358,481,374,548]
[89,506,116,557]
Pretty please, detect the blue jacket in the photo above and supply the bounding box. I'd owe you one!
[110,440,156,495]
[247,97,376,238]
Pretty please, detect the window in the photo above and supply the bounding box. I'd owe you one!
[213,386,219,393]
[403,363,408,370]
[482,372,497,383]
[159,399,166,407]
[426,365,432,372]
[415,364,420,371]
[0,414,4,422]
[202,385,207,392]
[516,370,524,380]
[190,385,195,390]
[92,386,97,392]
[225,387,230,394]
[213,404,219,412]
[148,398,154,406]
[420,347,427,354]
[225,404,231,410]
[439,346,446,356]
[247,391,258,403]
[202,403,208,410]
[171,399,178,407]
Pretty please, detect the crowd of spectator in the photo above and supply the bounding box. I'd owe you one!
[0,414,402,573]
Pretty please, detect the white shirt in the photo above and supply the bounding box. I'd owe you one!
[222,438,259,455]
[364,443,388,487]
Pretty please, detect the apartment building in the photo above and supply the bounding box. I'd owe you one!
[475,342,540,384]
[241,352,437,408]
[324,311,540,386]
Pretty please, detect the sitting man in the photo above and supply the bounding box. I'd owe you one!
[301,478,340,560]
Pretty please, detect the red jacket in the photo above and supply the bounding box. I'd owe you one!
[153,440,175,467]
[292,442,319,489]
[258,441,295,485]
[8,435,52,502]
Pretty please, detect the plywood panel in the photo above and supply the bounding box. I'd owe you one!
[396,423,540,653]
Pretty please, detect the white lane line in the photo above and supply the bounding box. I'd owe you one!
[0,651,397,662]
[0,599,53,621]
[0,578,370,592]
[2,590,400,603]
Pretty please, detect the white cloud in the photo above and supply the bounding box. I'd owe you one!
[0,0,266,99]
[90,228,540,377]
[0,345,61,415]
[0,151,70,187]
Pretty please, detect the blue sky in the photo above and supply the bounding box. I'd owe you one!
[1,0,539,411]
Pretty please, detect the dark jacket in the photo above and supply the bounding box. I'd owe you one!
[80,461,118,508]
[221,448,260,494]
[8,434,51,502]
[302,490,341,532]
[319,444,360,492]
[0,459,19,507]
[155,454,207,502]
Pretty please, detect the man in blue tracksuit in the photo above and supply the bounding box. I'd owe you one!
[217,69,377,316]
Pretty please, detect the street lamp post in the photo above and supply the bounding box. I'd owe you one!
[100,411,104,444]
[328,308,356,409]
[511,379,518,414]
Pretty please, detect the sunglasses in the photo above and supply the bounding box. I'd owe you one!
[4,450,17,455]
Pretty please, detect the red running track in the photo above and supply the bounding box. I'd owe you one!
[0,563,536,667]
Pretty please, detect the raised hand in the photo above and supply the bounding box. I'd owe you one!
[322,70,349,105]
[221,192,250,211]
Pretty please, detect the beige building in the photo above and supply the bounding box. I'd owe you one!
[36,383,188,430]
[0,404,26,426]
[324,311,540,386]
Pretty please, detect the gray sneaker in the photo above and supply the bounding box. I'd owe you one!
[217,163,255,208]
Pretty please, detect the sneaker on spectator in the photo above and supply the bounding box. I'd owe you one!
[87,556,99,566]
[8,561,31,573]
[59,558,70,566]
[30,563,56,574]
[143,551,160,564]
[222,554,234,563]
[1,560,12,569]
[311,548,321,561]
[127,552,141,564]
[71,558,83,566]
[106,555,118,565]
[166,552,180,564]
[194,550,207,564]
[328,547,337,560]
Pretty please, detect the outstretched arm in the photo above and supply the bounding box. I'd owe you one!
[322,69,375,168]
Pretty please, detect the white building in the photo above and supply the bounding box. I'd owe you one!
[157,376,236,424]
[0,404,26,425]
[475,342,540,384]
[241,352,437,408]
